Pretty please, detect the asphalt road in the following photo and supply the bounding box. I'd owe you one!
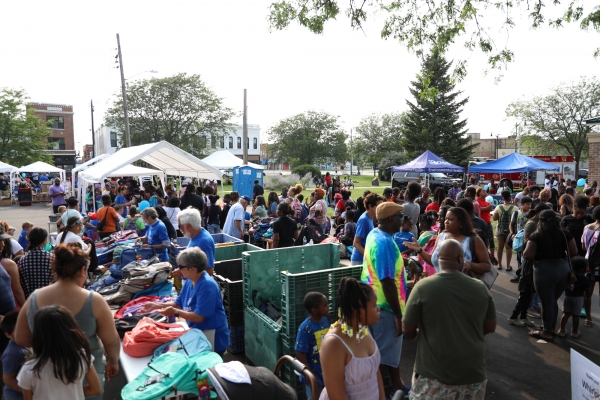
[3,203,600,399]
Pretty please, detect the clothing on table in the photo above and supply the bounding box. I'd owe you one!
[528,230,573,261]
[272,216,298,248]
[2,339,27,399]
[430,233,474,272]
[361,229,407,314]
[223,202,245,239]
[475,198,491,224]
[17,248,54,299]
[393,231,415,254]
[27,291,105,400]
[187,229,216,268]
[351,213,374,263]
[294,317,330,387]
[318,334,381,400]
[175,272,230,352]
[403,272,496,385]
[403,202,420,237]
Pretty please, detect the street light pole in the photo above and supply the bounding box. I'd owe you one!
[90,100,95,158]
[116,33,131,147]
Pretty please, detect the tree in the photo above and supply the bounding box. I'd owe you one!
[267,111,348,166]
[352,113,405,168]
[401,52,476,167]
[105,73,236,158]
[507,77,600,177]
[0,88,54,166]
[269,1,600,86]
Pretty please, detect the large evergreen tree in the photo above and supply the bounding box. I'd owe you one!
[401,52,476,167]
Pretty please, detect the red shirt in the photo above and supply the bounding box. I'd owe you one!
[476,198,491,223]
[425,202,440,213]
[324,176,332,186]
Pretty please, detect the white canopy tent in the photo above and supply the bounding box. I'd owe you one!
[78,141,224,209]
[19,161,65,183]
[72,154,111,177]
[0,161,18,197]
[77,164,165,210]
[202,150,264,170]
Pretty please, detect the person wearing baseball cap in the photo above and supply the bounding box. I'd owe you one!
[361,201,409,396]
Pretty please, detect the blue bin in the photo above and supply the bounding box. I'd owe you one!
[211,233,244,245]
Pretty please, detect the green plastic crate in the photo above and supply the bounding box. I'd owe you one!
[281,334,306,398]
[242,243,341,308]
[244,306,282,371]
[280,265,363,340]
[215,243,262,262]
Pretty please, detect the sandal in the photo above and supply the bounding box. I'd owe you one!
[506,267,513,271]
[585,320,593,327]
[529,330,553,341]
[497,265,503,270]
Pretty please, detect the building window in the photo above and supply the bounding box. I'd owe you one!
[237,137,241,149]
[253,138,258,149]
[220,136,225,148]
[46,116,64,129]
[110,131,117,148]
[47,137,65,150]
[229,137,233,149]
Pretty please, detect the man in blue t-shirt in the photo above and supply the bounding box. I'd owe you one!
[351,193,383,265]
[178,207,216,274]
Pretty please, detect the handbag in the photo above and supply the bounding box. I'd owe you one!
[467,234,499,289]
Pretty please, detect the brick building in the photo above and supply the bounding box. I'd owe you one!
[27,102,77,171]
[82,144,94,162]
[468,133,518,160]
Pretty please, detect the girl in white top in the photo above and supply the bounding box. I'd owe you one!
[56,217,90,254]
[17,305,100,399]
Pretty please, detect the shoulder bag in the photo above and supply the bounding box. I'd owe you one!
[467,234,499,289]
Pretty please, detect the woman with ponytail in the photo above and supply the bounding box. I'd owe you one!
[14,244,120,400]
[319,278,384,400]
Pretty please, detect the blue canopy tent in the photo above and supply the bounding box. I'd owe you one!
[468,153,560,173]
[391,151,464,189]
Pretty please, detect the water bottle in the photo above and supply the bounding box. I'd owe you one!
[303,236,307,245]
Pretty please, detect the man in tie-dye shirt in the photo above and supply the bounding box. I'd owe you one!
[361,201,408,396]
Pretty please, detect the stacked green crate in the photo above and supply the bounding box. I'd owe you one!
[279,266,363,393]
[242,244,341,373]
[215,243,261,262]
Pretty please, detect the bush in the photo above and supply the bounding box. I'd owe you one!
[263,173,313,192]
[291,165,322,179]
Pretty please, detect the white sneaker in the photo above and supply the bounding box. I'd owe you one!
[520,319,536,327]
[508,318,525,327]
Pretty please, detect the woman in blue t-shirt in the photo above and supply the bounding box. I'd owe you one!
[142,247,230,355]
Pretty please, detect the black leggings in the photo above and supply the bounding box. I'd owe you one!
[510,289,532,320]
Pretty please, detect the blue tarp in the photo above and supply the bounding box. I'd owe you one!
[468,153,559,173]
[391,150,465,173]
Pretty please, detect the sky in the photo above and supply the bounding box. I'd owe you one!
[1,1,598,154]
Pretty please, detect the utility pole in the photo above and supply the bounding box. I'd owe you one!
[350,128,353,176]
[90,100,96,158]
[116,33,131,147]
[242,89,248,165]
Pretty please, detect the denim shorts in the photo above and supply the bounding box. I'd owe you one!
[370,309,403,368]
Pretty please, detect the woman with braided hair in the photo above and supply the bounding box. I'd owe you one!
[319,277,384,400]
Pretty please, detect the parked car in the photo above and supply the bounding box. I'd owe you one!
[392,172,453,191]
[579,169,588,179]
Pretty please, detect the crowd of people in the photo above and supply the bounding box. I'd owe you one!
[0,169,597,400]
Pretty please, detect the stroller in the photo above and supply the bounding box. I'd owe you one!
[208,355,406,400]
[207,355,318,400]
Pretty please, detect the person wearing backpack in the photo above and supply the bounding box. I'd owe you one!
[492,190,516,271]
[508,196,532,283]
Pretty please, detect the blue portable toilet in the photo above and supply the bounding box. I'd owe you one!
[232,165,263,199]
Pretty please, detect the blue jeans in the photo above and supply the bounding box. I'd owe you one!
[207,224,220,234]
[530,293,540,308]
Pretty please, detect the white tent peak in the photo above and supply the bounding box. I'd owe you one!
[202,149,264,170]
[19,161,65,182]
[72,154,111,176]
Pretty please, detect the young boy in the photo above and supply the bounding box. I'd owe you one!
[557,257,590,338]
[17,222,33,251]
[1,311,27,400]
[393,216,416,255]
[295,292,330,400]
